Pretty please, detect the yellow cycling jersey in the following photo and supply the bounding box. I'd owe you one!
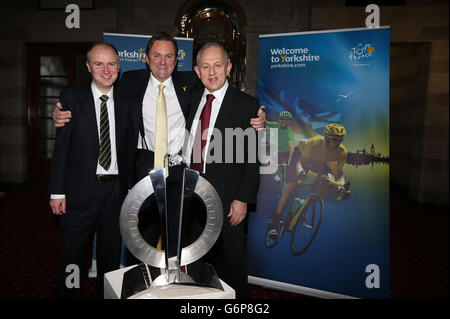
[297,135,347,172]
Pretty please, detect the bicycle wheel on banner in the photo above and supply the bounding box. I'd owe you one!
[290,194,324,256]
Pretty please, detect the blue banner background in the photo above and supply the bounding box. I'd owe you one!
[103,33,194,74]
[249,28,390,298]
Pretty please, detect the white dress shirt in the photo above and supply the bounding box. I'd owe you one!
[51,83,118,199]
[186,81,229,173]
[138,73,186,155]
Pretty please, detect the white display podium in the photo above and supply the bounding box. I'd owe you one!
[104,265,235,299]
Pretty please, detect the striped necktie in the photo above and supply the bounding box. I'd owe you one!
[99,94,111,170]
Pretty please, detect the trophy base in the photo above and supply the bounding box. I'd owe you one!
[150,260,223,290]
[129,282,232,299]
[104,262,235,299]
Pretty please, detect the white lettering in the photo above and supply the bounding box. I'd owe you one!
[365,4,380,29]
[365,264,380,288]
[180,303,215,316]
[65,4,80,29]
[65,264,80,289]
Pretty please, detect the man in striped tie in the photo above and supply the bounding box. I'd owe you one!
[49,42,131,299]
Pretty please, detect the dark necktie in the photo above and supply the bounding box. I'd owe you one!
[99,94,111,170]
[190,94,215,173]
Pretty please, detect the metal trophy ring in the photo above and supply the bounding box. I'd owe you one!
[120,173,223,268]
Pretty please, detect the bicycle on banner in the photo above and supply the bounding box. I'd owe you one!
[264,168,350,256]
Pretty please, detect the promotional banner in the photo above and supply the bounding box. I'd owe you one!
[248,27,390,298]
[103,32,194,74]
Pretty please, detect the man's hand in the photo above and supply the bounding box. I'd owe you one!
[250,106,267,130]
[50,198,66,215]
[227,200,247,226]
[53,103,72,128]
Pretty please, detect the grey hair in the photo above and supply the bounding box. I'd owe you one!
[196,42,229,66]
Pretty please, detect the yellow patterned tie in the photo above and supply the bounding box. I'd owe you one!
[154,84,169,177]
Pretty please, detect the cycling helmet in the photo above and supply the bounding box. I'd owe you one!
[324,123,346,138]
[280,111,292,120]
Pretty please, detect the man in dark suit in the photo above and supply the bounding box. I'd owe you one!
[185,42,260,298]
[54,33,200,261]
[49,42,130,298]
[52,33,265,265]
[118,33,266,265]
[117,33,200,259]
[118,33,199,183]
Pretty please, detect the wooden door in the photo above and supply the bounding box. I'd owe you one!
[27,43,91,187]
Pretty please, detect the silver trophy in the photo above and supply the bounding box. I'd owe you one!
[118,166,224,298]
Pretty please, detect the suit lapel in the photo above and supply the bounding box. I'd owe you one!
[128,70,150,140]
[137,70,150,127]
[173,72,192,119]
[80,86,99,152]
[186,86,204,131]
[204,85,236,166]
[113,89,125,153]
[213,85,235,132]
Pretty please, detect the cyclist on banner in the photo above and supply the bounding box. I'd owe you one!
[266,110,295,165]
[268,123,348,237]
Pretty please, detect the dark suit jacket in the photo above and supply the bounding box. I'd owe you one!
[186,83,260,212]
[49,84,131,210]
[117,68,200,184]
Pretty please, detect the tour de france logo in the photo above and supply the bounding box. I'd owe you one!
[178,49,187,61]
[349,42,375,65]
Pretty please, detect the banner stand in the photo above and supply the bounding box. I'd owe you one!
[248,276,357,299]
[248,27,391,299]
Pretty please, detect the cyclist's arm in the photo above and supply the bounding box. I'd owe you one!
[327,161,344,182]
[330,151,347,184]
[288,128,294,158]
[329,171,345,185]
[289,141,294,158]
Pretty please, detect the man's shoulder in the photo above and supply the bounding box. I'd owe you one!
[305,135,324,146]
[172,70,197,80]
[61,85,90,99]
[172,70,199,87]
[121,68,149,80]
[228,85,259,105]
[117,68,150,97]
[57,85,92,112]
[287,126,294,135]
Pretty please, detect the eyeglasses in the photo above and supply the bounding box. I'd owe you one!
[326,136,343,143]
